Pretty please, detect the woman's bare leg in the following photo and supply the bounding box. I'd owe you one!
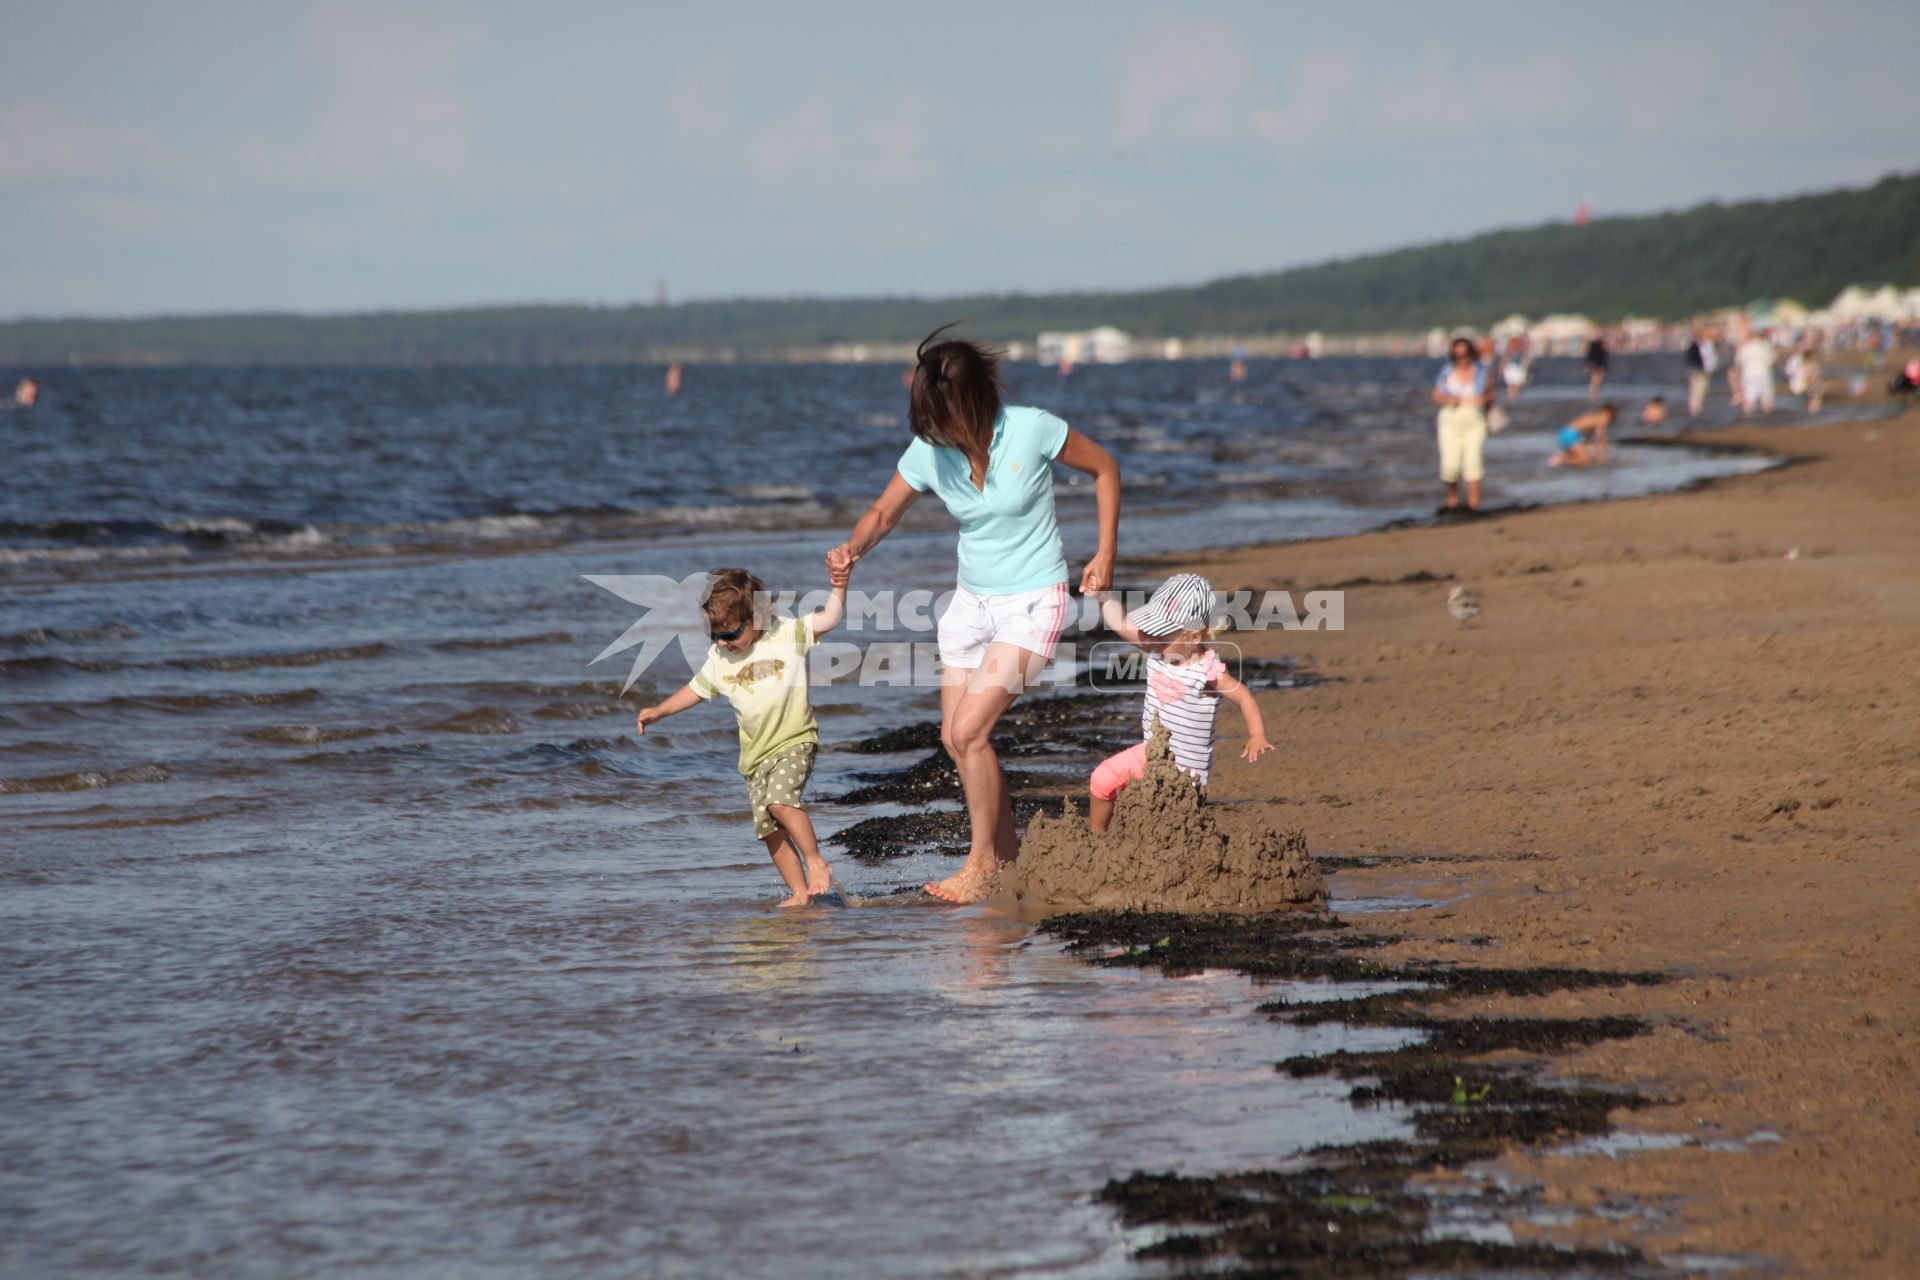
[928,642,1049,903]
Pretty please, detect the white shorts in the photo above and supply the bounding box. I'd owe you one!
[937,581,1070,670]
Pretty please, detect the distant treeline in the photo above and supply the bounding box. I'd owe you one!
[4,173,1916,367]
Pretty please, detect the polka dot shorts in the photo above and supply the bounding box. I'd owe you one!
[746,742,816,839]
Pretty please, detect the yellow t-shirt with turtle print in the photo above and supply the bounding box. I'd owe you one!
[690,615,819,775]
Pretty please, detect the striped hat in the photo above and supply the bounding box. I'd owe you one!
[1126,573,1217,636]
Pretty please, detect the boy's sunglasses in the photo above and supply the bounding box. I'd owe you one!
[709,623,746,642]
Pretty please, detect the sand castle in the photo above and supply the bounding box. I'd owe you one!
[990,719,1327,918]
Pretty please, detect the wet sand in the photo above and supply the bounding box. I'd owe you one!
[1167,412,1920,1274]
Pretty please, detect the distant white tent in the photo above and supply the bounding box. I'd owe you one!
[1037,326,1132,364]
[1529,313,1596,354]
[1489,314,1531,340]
[1828,284,1906,323]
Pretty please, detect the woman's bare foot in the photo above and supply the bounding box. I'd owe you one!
[804,858,833,896]
[925,862,994,904]
[777,890,812,908]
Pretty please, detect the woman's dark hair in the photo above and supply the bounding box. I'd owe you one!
[909,321,1003,454]
[1449,337,1477,360]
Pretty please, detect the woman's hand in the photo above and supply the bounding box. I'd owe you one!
[1079,548,1115,595]
[1241,735,1275,763]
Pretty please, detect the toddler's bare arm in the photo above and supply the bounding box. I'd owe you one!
[636,683,702,736]
[1214,671,1274,762]
[1099,594,1150,647]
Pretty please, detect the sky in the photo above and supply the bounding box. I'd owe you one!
[2,0,1915,319]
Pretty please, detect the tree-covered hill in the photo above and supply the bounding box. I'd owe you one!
[4,173,1914,366]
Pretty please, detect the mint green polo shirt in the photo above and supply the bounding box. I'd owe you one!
[896,406,1072,596]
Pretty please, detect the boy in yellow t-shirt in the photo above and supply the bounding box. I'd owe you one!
[634,563,848,905]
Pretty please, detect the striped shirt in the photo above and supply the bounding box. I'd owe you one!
[1141,649,1228,784]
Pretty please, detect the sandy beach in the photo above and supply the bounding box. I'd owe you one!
[1161,410,1919,1273]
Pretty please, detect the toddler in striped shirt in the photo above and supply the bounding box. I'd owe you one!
[1089,574,1274,833]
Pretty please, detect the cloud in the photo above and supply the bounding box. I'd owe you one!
[1111,16,1250,146]
[0,103,170,184]
[287,0,477,184]
[744,80,931,187]
[0,4,478,197]
[670,51,740,143]
[1253,49,1585,149]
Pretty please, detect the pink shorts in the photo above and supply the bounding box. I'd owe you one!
[1089,743,1149,802]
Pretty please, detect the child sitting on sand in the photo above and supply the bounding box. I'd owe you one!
[1088,573,1273,833]
[633,563,848,906]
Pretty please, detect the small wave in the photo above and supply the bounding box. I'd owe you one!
[397,678,635,701]
[0,738,82,757]
[0,763,171,794]
[533,698,636,720]
[28,808,228,832]
[283,743,432,769]
[0,654,124,677]
[720,483,815,501]
[0,544,194,567]
[180,687,323,708]
[563,736,632,751]
[0,622,138,648]
[424,707,520,735]
[101,687,324,712]
[171,642,392,672]
[241,725,390,745]
[432,631,576,652]
[0,515,324,551]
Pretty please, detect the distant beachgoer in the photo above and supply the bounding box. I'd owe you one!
[1791,342,1825,414]
[665,363,683,397]
[1432,336,1495,511]
[1736,332,1776,415]
[1584,336,1610,400]
[1549,405,1616,467]
[1889,359,1920,395]
[1229,344,1247,382]
[1640,396,1669,427]
[828,323,1121,903]
[1086,575,1272,833]
[632,564,850,906]
[12,377,36,408]
[1501,336,1530,400]
[1684,329,1718,416]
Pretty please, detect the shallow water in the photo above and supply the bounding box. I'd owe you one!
[0,356,1828,1276]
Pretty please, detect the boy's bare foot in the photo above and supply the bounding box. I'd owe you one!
[804,859,834,896]
[777,890,812,908]
[925,863,993,904]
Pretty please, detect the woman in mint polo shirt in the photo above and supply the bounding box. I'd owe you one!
[828,324,1121,903]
